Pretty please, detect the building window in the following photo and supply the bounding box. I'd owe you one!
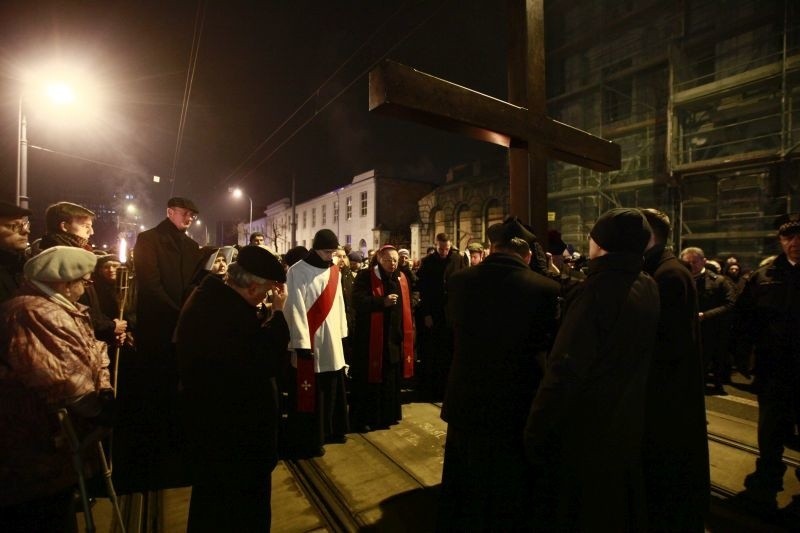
[346,196,353,220]
[321,204,326,224]
[346,234,352,245]
[311,208,316,228]
[360,191,368,217]
[333,201,339,223]
[303,210,307,229]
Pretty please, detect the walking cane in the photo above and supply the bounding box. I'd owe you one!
[57,408,127,533]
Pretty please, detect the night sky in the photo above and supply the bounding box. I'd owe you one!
[0,0,509,240]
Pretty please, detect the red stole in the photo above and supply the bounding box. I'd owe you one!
[368,267,414,384]
[297,265,340,413]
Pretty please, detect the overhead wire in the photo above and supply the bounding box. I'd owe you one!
[220,0,449,189]
[169,0,207,196]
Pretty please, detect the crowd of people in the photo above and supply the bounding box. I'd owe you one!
[0,195,798,531]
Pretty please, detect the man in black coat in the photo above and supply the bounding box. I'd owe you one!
[350,245,415,432]
[416,232,467,400]
[732,213,800,519]
[525,208,660,532]
[438,220,559,531]
[176,245,289,532]
[117,197,204,492]
[641,208,709,532]
[680,246,737,393]
[0,202,31,304]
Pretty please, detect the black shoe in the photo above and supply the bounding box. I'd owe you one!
[732,488,779,517]
[325,434,347,444]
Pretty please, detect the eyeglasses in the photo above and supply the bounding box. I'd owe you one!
[171,208,198,220]
[1,220,30,233]
[80,278,94,286]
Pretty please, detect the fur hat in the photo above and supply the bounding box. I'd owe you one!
[589,208,652,254]
[775,213,800,236]
[312,229,339,250]
[236,245,285,283]
[25,246,97,282]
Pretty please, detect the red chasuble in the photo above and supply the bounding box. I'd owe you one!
[297,265,340,412]
[368,268,414,384]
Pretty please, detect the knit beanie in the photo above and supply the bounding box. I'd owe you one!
[312,229,339,250]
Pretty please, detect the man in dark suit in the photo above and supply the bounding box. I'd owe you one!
[116,197,204,492]
[641,208,709,532]
[525,208,660,531]
[416,232,467,400]
[437,220,560,531]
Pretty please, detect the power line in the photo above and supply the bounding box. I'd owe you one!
[29,144,152,176]
[219,0,448,190]
[169,0,207,196]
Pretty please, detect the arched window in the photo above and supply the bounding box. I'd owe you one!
[432,209,446,243]
[359,238,367,255]
[455,204,472,249]
[483,199,504,242]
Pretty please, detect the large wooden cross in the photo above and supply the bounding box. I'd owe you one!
[368,0,620,243]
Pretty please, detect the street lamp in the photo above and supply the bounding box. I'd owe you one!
[16,65,102,208]
[194,219,209,245]
[230,187,253,244]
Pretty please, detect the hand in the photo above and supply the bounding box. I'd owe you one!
[698,311,705,321]
[113,319,127,335]
[271,283,287,312]
[384,293,399,307]
[115,332,127,346]
[424,315,433,329]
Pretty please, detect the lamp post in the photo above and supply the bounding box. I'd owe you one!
[16,96,28,209]
[16,73,90,209]
[230,187,253,244]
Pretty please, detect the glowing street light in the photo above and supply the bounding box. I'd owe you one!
[229,187,253,243]
[16,64,103,208]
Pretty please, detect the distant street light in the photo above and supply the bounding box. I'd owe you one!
[229,187,253,243]
[194,218,209,245]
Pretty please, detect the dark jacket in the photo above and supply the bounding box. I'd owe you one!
[416,248,467,321]
[695,269,736,358]
[642,245,710,529]
[525,252,659,532]
[134,218,203,360]
[0,248,24,304]
[732,253,800,383]
[175,275,290,480]
[352,265,408,369]
[442,252,559,435]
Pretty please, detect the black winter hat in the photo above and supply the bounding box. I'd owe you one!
[284,246,309,267]
[236,245,286,283]
[312,229,339,250]
[775,213,800,236]
[589,208,652,254]
[0,201,32,219]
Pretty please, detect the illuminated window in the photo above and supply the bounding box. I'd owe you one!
[360,191,368,217]
[346,197,352,220]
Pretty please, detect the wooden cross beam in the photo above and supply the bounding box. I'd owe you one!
[368,0,621,243]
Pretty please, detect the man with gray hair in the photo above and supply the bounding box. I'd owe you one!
[176,245,289,532]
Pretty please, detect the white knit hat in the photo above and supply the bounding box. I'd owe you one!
[24,246,97,282]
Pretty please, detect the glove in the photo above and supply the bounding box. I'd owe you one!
[296,349,313,360]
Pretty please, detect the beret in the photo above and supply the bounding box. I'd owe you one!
[0,201,32,219]
[237,245,286,283]
[347,251,363,263]
[25,246,97,282]
[167,197,199,213]
[397,248,410,257]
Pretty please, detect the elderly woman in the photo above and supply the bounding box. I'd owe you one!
[0,246,113,533]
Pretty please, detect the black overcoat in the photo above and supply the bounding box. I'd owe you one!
[525,252,660,532]
[175,275,290,479]
[642,245,710,530]
[133,218,204,361]
[442,252,560,434]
